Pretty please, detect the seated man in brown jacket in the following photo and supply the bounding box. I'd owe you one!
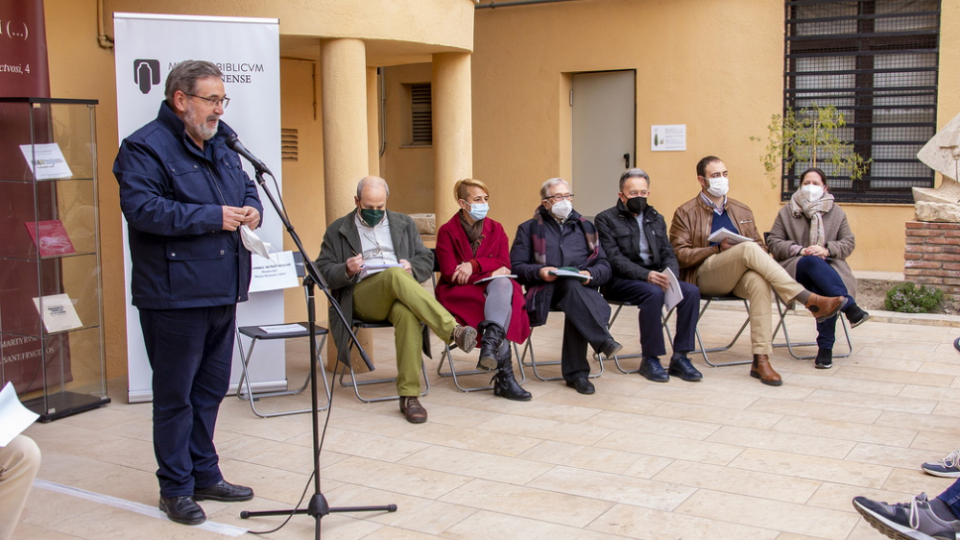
[668,156,847,386]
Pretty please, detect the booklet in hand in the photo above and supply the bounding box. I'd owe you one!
[707,227,753,245]
[549,267,590,281]
[476,274,517,283]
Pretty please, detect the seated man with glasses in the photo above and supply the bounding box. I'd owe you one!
[510,178,622,395]
[316,176,478,424]
[596,168,703,383]
[668,156,847,386]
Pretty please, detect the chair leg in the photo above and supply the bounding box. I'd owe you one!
[339,329,430,403]
[436,342,495,393]
[235,333,332,418]
[521,330,603,382]
[690,298,752,367]
[772,297,853,360]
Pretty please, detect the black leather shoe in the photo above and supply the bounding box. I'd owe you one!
[639,357,669,382]
[599,338,623,359]
[667,355,702,382]
[565,377,595,395]
[193,479,254,502]
[159,496,206,526]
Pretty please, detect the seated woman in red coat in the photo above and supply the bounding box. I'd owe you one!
[435,178,532,401]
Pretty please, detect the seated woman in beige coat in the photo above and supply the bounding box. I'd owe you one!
[767,167,870,369]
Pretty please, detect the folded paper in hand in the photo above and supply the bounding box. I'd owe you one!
[241,225,272,259]
[707,227,753,245]
[663,268,684,311]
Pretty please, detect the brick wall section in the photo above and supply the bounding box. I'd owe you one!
[905,221,960,297]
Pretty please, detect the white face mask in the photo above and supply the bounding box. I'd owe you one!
[706,176,729,198]
[550,199,573,220]
[801,184,824,201]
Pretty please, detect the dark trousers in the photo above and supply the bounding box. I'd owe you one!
[939,479,960,518]
[604,277,700,358]
[795,256,853,349]
[140,305,236,498]
[549,279,612,382]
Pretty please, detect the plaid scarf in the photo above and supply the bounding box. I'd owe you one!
[789,189,835,247]
[530,205,600,266]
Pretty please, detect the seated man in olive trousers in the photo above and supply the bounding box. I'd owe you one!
[316,176,477,424]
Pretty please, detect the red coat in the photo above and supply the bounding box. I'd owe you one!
[435,213,531,345]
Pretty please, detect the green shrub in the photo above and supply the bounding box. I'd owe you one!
[884,282,944,313]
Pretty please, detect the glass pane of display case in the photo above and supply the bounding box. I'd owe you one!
[0,97,109,421]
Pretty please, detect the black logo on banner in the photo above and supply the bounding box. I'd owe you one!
[133,59,161,94]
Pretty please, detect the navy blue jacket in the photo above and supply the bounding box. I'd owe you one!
[114,102,263,309]
[510,207,611,326]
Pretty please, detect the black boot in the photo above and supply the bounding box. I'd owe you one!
[492,346,531,401]
[477,320,505,372]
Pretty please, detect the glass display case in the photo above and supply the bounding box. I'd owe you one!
[0,97,110,421]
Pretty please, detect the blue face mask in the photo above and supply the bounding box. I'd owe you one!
[467,202,489,221]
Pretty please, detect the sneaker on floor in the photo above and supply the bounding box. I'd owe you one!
[814,348,833,369]
[922,450,960,478]
[852,492,960,540]
[846,304,871,329]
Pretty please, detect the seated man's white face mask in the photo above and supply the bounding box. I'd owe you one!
[706,176,729,198]
[551,199,572,220]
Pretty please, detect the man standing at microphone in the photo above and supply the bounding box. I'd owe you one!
[114,60,262,526]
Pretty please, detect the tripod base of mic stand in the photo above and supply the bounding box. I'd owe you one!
[239,493,397,519]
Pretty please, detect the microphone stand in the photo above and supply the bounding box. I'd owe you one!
[238,166,395,538]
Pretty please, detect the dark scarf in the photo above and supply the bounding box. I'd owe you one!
[458,211,484,256]
[530,205,600,266]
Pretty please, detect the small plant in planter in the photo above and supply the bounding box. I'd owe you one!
[884,282,944,314]
[751,103,869,188]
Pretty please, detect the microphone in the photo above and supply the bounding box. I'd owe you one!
[226,134,273,176]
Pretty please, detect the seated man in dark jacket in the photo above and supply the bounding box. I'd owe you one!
[510,178,622,395]
[595,169,702,383]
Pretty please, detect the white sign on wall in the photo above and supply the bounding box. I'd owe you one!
[651,124,687,152]
[114,13,286,403]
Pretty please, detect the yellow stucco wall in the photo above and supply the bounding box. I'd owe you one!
[380,63,436,214]
[471,0,952,272]
[41,0,474,380]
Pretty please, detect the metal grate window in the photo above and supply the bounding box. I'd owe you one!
[783,0,940,203]
[410,83,433,146]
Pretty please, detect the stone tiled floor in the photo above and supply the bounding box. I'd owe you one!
[14,305,960,540]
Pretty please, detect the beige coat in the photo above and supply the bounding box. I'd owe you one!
[766,204,857,299]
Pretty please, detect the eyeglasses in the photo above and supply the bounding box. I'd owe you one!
[545,193,574,202]
[185,93,230,109]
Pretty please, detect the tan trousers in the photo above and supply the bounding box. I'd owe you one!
[696,242,805,354]
[0,435,41,540]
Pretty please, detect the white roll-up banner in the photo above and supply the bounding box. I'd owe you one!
[114,13,286,403]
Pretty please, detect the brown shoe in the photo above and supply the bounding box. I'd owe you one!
[450,325,478,354]
[750,354,782,386]
[804,294,848,323]
[399,396,428,424]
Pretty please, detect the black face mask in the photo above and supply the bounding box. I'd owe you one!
[625,196,648,214]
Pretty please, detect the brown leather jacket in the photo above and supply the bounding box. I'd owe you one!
[668,194,766,284]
